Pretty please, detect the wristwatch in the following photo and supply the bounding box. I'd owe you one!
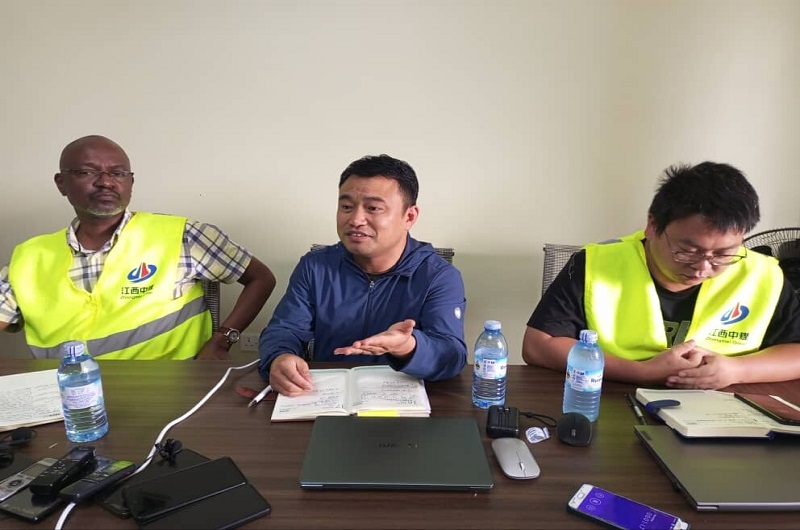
[218,327,241,346]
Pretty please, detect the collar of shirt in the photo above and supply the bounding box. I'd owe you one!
[65,209,133,255]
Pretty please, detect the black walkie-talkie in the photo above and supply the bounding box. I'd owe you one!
[59,457,136,503]
[27,446,96,496]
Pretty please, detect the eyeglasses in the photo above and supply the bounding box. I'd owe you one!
[60,169,134,181]
[663,231,747,266]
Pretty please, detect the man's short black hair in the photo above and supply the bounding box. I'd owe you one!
[648,161,760,235]
[339,154,419,208]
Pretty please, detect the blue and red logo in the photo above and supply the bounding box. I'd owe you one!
[720,302,749,325]
[127,262,158,283]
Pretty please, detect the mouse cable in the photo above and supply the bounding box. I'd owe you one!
[54,358,260,530]
[519,410,558,428]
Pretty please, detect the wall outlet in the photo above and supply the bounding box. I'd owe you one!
[240,333,259,352]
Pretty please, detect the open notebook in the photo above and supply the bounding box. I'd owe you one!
[635,388,800,438]
[271,365,430,421]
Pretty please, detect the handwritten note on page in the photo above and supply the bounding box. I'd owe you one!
[271,370,350,420]
[270,366,430,421]
[0,369,63,432]
[349,365,430,412]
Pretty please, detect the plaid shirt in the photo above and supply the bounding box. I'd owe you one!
[0,210,252,326]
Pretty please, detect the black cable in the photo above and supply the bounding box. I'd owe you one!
[137,438,184,469]
[519,410,558,428]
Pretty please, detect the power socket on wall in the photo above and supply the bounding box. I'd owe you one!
[240,333,259,352]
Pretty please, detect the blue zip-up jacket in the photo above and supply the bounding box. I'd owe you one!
[258,237,467,381]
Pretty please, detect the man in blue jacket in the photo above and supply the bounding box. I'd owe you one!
[259,154,467,396]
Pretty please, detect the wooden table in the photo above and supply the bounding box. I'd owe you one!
[1,359,798,529]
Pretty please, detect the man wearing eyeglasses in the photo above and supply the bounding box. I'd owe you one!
[0,135,276,360]
[523,162,800,389]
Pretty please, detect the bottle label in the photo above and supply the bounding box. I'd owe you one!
[61,381,103,410]
[566,366,603,392]
[474,358,507,380]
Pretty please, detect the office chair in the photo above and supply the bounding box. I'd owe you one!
[541,243,582,296]
[201,280,221,332]
[304,243,456,359]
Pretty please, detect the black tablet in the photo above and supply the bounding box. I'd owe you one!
[139,483,270,529]
[122,457,246,524]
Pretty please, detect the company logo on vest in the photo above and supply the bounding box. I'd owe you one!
[121,262,158,300]
[720,302,749,325]
[127,262,158,283]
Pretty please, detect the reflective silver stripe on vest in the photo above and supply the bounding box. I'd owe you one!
[28,296,208,359]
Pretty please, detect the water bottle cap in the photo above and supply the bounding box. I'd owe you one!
[61,340,86,357]
[579,329,598,344]
[483,320,502,331]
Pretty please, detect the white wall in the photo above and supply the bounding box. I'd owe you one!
[2,0,799,361]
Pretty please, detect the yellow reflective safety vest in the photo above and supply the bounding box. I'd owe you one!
[9,213,211,359]
[584,231,782,360]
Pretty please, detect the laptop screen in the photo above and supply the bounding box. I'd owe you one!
[299,416,494,490]
[634,425,800,512]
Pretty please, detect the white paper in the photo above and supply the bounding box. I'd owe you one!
[349,366,430,412]
[0,369,64,431]
[271,370,349,419]
[635,388,800,438]
[271,366,431,421]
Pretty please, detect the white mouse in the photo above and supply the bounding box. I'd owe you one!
[491,437,540,480]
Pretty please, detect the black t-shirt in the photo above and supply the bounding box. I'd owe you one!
[527,249,800,348]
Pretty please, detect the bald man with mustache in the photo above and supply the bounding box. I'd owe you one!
[0,135,276,360]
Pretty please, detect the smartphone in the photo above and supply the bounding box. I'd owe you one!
[735,393,800,425]
[139,483,271,529]
[59,456,136,503]
[567,484,689,530]
[94,447,209,518]
[0,458,57,502]
[122,457,247,524]
[0,488,64,523]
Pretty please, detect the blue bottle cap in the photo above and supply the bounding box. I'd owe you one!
[484,320,502,331]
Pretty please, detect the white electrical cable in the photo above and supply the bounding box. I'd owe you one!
[54,358,261,530]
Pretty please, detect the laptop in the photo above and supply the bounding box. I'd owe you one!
[634,425,800,511]
[299,416,494,490]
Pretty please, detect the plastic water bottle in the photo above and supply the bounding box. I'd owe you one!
[57,340,109,442]
[563,329,605,422]
[472,320,508,409]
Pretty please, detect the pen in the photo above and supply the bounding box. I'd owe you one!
[248,385,273,408]
[625,393,647,425]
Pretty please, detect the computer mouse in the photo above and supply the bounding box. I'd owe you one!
[556,412,593,446]
[491,437,540,480]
